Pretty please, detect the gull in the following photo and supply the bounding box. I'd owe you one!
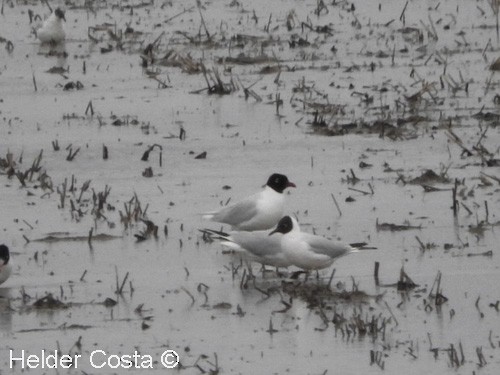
[269,216,359,271]
[37,8,66,44]
[0,245,12,286]
[202,228,291,268]
[203,173,296,231]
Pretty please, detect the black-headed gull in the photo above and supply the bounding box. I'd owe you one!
[0,245,12,286]
[269,216,358,270]
[37,8,66,44]
[203,228,291,268]
[203,173,296,231]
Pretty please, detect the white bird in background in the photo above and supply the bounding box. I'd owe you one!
[202,228,291,268]
[0,245,12,286]
[269,216,359,271]
[203,173,296,231]
[37,8,66,44]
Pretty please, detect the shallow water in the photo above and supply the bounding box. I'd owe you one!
[1,0,500,373]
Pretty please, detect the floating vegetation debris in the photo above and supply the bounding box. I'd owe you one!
[33,233,121,243]
[376,219,422,232]
[196,64,236,95]
[62,81,84,91]
[120,193,148,229]
[281,279,381,309]
[134,219,158,241]
[32,294,68,310]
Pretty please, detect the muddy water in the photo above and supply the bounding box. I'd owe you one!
[1,0,500,374]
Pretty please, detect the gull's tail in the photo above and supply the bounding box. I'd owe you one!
[199,228,230,241]
[349,242,378,251]
[199,229,244,253]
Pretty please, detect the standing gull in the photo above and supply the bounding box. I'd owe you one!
[203,173,296,231]
[269,216,358,271]
[37,8,66,44]
[0,245,12,286]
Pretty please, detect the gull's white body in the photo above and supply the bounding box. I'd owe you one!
[0,245,12,286]
[0,263,12,285]
[0,262,11,286]
[37,12,66,43]
[279,217,357,270]
[204,186,286,231]
[215,229,291,268]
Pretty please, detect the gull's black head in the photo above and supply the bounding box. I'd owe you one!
[269,216,294,236]
[54,8,66,22]
[266,173,296,193]
[0,245,10,265]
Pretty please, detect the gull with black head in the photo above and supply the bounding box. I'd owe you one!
[269,216,359,271]
[203,173,296,231]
